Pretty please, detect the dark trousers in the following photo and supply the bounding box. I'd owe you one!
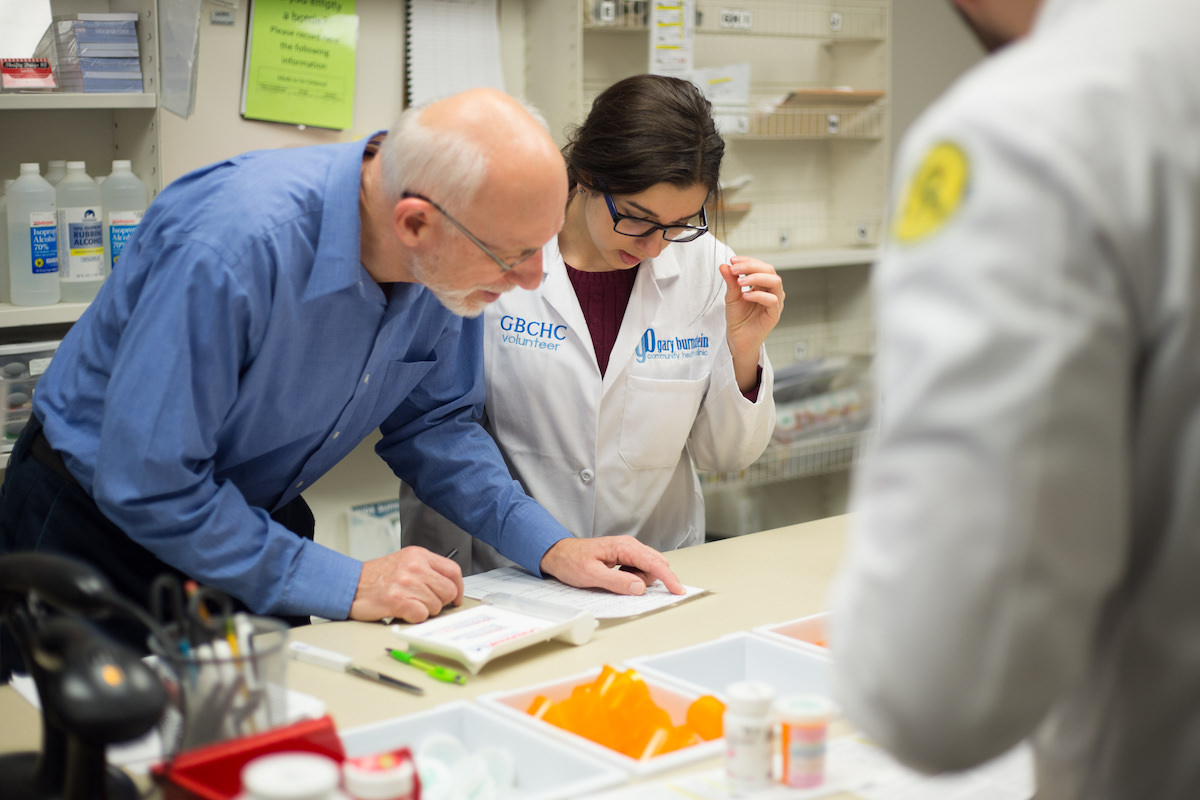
[0,417,315,680]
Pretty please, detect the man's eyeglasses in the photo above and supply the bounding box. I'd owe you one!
[603,192,709,243]
[401,192,538,273]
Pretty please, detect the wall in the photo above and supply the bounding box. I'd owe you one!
[890,0,983,153]
[158,0,407,183]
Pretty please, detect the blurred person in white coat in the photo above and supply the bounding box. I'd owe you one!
[401,75,781,575]
[831,0,1200,798]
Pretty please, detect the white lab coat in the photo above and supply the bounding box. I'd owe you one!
[400,235,775,573]
[831,1,1200,798]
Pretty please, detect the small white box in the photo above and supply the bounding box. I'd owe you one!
[626,630,831,701]
[338,701,625,800]
[754,611,831,658]
[479,667,723,777]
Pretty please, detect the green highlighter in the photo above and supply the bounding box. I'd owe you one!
[386,647,466,685]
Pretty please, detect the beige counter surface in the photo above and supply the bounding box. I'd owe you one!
[0,514,850,794]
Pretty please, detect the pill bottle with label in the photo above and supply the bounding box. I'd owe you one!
[778,694,834,789]
[724,680,774,796]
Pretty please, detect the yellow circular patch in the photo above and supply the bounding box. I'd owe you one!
[892,142,970,243]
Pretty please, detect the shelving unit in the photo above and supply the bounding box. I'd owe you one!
[519,0,888,533]
[0,0,159,466]
[0,0,159,334]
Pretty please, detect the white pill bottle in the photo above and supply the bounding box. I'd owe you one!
[724,679,775,795]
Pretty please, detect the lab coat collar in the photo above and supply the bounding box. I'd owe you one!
[538,237,683,386]
[538,236,682,318]
[538,235,685,285]
[303,132,386,303]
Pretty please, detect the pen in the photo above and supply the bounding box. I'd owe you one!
[288,641,425,696]
[386,647,465,685]
[347,664,425,696]
[445,547,459,561]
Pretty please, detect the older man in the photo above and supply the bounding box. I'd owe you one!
[0,89,682,677]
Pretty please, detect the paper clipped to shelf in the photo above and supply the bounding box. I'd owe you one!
[463,566,709,620]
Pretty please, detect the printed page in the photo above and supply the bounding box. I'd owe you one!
[464,566,708,620]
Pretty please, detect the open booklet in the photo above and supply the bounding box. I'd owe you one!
[390,569,709,674]
[391,593,598,675]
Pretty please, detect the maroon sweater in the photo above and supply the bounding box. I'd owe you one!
[565,263,761,399]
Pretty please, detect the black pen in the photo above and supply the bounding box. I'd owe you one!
[289,641,424,696]
[445,547,459,561]
[347,664,425,696]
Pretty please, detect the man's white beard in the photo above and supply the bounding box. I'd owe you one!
[409,251,489,318]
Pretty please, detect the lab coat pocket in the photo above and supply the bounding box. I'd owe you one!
[619,375,707,470]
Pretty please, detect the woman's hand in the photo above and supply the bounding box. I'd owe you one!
[720,256,784,392]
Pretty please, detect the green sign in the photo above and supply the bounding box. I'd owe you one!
[241,0,358,130]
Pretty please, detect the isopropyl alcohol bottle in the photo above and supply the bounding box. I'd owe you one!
[6,163,59,306]
[101,160,148,273]
[44,160,67,185]
[56,161,105,302]
[0,178,13,303]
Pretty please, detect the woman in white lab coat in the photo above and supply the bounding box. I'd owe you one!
[400,74,781,575]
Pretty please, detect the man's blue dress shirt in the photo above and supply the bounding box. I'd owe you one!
[33,135,568,620]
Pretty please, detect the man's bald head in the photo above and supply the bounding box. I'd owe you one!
[379,89,566,219]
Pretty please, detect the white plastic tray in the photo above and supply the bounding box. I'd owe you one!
[478,667,723,777]
[753,611,831,659]
[338,701,625,800]
[626,630,832,702]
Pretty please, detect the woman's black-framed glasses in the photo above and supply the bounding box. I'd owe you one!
[401,191,538,273]
[602,192,709,243]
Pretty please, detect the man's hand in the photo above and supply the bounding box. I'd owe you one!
[539,536,686,596]
[349,546,464,623]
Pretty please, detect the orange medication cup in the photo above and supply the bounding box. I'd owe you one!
[524,665,721,760]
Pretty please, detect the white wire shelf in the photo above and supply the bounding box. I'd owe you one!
[700,427,872,489]
[582,0,888,40]
[765,322,875,366]
[696,0,888,40]
[722,198,883,253]
[718,98,887,140]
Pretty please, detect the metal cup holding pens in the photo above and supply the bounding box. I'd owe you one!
[147,577,290,755]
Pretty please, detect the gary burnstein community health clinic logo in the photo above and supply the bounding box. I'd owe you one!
[636,328,710,363]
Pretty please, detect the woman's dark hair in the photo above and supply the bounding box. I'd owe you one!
[563,74,724,198]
